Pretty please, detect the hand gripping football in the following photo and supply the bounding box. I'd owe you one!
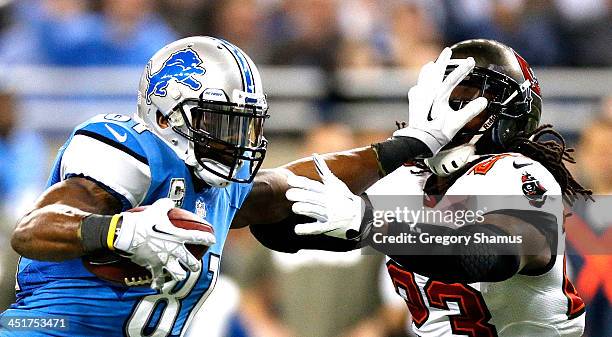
[83,207,213,287]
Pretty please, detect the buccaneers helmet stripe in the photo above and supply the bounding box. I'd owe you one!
[513,51,541,96]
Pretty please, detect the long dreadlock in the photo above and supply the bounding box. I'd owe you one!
[504,124,592,205]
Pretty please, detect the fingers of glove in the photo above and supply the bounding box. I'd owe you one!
[172,245,201,272]
[287,174,325,193]
[407,85,418,103]
[150,198,176,216]
[145,198,176,229]
[291,202,328,222]
[417,48,451,89]
[408,85,427,108]
[286,188,326,207]
[164,257,188,282]
[417,61,436,86]
[294,220,334,236]
[432,47,452,80]
[438,57,475,102]
[408,86,435,123]
[434,47,452,66]
[157,224,216,246]
[149,265,166,290]
[454,97,488,126]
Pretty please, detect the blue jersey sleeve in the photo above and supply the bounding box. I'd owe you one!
[59,114,153,210]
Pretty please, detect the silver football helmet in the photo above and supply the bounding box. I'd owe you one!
[137,36,268,187]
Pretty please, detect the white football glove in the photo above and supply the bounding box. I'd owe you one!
[113,198,216,290]
[395,47,488,156]
[287,154,364,240]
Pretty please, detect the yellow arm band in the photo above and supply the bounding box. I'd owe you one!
[106,214,122,251]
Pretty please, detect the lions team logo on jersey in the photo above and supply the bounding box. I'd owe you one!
[195,198,207,219]
[146,48,206,103]
[521,172,547,207]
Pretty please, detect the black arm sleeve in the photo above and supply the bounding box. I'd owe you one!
[372,136,432,175]
[487,209,558,276]
[80,214,113,253]
[249,213,361,253]
[370,222,521,283]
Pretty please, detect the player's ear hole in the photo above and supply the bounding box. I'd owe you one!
[156,110,170,129]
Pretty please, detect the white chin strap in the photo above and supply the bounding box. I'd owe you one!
[424,144,479,176]
[426,106,505,177]
[185,146,232,188]
[196,167,231,188]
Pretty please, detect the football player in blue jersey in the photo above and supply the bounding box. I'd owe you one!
[0,37,483,337]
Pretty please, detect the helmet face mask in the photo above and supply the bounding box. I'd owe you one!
[172,96,268,184]
[443,84,495,150]
[445,65,535,147]
[137,36,269,186]
[425,39,543,176]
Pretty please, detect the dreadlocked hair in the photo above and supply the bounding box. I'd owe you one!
[504,124,593,205]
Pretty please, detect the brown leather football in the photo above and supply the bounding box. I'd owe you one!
[83,207,214,287]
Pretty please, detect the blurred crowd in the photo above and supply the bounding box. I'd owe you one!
[0,0,611,68]
[0,1,610,337]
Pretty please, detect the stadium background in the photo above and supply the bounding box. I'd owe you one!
[0,0,609,336]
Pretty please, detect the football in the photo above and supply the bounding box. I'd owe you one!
[83,207,214,287]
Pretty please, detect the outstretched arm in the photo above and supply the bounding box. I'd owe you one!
[233,49,485,228]
[277,158,556,283]
[232,144,420,228]
[231,148,376,228]
[279,147,382,194]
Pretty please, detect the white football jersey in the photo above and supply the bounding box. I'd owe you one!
[377,153,586,337]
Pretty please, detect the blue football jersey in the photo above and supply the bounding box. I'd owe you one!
[0,113,253,337]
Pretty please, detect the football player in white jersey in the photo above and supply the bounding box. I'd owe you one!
[254,39,592,337]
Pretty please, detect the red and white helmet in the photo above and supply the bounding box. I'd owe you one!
[425,39,542,176]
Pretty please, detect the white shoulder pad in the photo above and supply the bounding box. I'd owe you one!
[60,134,151,208]
[447,153,563,215]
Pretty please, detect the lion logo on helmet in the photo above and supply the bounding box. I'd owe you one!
[146,48,206,103]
